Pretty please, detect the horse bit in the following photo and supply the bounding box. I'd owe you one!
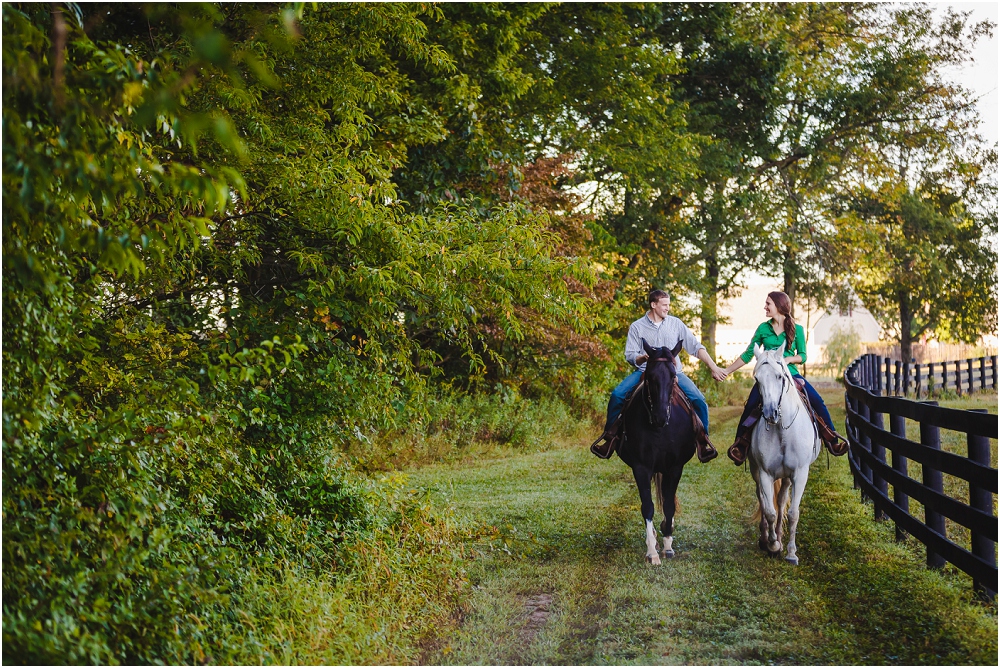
[643,357,677,426]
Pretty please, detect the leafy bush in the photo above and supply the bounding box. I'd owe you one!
[823,324,864,380]
[692,363,758,407]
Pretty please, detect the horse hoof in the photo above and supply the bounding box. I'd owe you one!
[785,556,799,566]
[757,538,769,552]
[646,555,661,566]
[767,549,782,559]
[661,549,675,559]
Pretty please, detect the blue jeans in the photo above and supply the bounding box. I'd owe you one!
[606,369,710,434]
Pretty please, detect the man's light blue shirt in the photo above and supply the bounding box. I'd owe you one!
[625,313,705,371]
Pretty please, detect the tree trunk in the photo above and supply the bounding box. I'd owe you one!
[783,251,796,318]
[700,251,719,360]
[898,290,914,362]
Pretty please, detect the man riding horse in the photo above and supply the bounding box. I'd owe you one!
[592,289,726,461]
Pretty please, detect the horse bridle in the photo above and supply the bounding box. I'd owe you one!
[757,358,800,430]
[643,357,677,426]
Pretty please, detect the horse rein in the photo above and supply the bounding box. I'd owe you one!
[642,357,677,426]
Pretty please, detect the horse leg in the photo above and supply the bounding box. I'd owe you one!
[775,478,791,550]
[632,467,660,565]
[755,469,782,555]
[656,466,684,558]
[785,467,810,565]
[749,460,769,552]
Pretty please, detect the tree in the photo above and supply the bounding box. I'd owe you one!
[843,162,997,361]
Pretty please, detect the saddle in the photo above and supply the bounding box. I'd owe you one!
[589,378,718,463]
[738,378,847,456]
[589,379,646,459]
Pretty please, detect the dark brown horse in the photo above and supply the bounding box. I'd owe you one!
[617,340,697,563]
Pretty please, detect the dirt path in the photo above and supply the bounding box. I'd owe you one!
[407,395,997,665]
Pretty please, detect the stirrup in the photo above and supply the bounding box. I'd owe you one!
[727,435,750,465]
[590,432,618,459]
[824,432,849,457]
[697,437,718,463]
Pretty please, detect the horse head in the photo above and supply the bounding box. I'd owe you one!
[642,339,682,428]
[753,342,790,425]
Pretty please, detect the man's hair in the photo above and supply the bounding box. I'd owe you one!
[648,289,670,306]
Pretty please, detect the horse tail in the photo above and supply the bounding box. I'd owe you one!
[652,473,680,516]
[654,472,665,517]
[751,480,786,523]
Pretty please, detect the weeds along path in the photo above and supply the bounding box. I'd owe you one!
[407,392,997,665]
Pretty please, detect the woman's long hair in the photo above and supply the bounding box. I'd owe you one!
[768,291,796,348]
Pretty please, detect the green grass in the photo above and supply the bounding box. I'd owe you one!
[404,392,998,665]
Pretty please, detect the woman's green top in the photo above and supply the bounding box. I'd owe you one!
[739,321,807,376]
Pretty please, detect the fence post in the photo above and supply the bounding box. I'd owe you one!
[954,360,962,396]
[904,360,912,397]
[889,412,909,542]
[870,400,887,521]
[967,409,996,601]
[885,358,892,395]
[915,363,922,399]
[845,361,860,490]
[875,355,883,395]
[919,403,946,569]
[980,356,987,392]
[858,391,872,502]
[966,359,974,395]
[894,360,901,396]
[992,355,998,390]
[928,362,935,395]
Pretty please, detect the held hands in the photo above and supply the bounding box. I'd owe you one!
[710,365,728,382]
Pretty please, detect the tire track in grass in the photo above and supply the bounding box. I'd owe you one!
[408,447,638,664]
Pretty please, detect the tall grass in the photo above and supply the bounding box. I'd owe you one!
[225,477,467,664]
[351,388,599,471]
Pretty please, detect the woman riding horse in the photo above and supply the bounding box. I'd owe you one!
[722,291,848,465]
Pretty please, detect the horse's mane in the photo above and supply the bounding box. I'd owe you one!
[755,349,794,383]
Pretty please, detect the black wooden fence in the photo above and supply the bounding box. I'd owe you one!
[876,354,997,398]
[844,353,998,600]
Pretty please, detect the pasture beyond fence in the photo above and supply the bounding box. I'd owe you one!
[844,353,998,600]
[867,354,997,398]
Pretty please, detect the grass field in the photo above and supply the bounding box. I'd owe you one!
[405,390,998,665]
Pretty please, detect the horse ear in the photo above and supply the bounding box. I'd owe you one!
[671,340,683,358]
[753,343,763,358]
[778,341,787,359]
[642,338,654,356]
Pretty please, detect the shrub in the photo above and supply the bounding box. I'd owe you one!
[823,324,863,380]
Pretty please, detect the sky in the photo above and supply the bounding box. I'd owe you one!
[941,1,998,145]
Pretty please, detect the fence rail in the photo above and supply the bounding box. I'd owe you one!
[844,353,998,600]
[873,354,997,398]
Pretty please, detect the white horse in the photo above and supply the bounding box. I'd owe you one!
[749,343,821,565]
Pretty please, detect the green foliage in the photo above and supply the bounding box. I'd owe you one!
[691,364,757,408]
